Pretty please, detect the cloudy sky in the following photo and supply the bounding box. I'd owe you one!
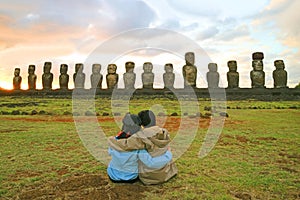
[0,0,299,89]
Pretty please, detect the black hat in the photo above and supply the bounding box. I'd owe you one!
[138,110,156,128]
[122,114,141,134]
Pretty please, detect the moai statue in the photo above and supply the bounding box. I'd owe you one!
[13,68,22,90]
[73,63,85,89]
[273,60,288,88]
[183,52,197,88]
[28,65,37,90]
[163,63,175,89]
[42,62,53,90]
[106,64,118,89]
[123,61,136,89]
[207,63,219,88]
[90,64,103,89]
[250,52,265,88]
[142,62,154,89]
[59,64,69,90]
[227,60,239,89]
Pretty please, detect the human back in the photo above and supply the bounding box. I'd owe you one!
[107,114,142,182]
[138,110,178,185]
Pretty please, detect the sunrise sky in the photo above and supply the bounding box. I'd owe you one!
[0,0,299,89]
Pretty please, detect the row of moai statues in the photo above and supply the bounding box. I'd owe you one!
[13,52,288,90]
[13,61,175,90]
[250,52,287,88]
[182,51,288,89]
[13,62,172,90]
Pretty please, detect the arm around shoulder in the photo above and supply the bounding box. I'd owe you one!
[108,135,145,151]
[138,149,172,169]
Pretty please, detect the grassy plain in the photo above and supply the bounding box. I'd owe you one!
[0,96,299,199]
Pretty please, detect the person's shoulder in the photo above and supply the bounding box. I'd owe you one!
[143,126,169,140]
[143,126,161,137]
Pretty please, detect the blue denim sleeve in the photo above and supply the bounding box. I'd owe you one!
[138,150,172,169]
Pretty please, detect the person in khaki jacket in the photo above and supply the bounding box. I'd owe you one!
[137,110,178,185]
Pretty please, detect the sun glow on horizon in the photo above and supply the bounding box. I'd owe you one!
[0,81,13,90]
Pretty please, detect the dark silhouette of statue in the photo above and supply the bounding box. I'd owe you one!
[73,63,85,89]
[227,60,239,88]
[59,64,69,90]
[91,64,103,89]
[42,62,53,90]
[123,61,136,89]
[207,63,219,88]
[183,52,197,88]
[142,62,154,89]
[13,68,22,90]
[273,60,288,88]
[28,65,37,90]
[106,64,118,89]
[163,63,175,89]
[250,52,265,88]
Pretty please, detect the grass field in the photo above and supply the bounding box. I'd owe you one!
[0,96,299,199]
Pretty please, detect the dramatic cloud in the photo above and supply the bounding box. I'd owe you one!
[251,0,300,86]
[0,0,299,89]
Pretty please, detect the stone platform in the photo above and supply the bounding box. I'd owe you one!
[1,88,300,101]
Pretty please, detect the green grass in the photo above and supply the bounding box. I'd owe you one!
[1,96,300,115]
[0,97,299,199]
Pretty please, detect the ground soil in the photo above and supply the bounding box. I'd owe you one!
[16,174,150,200]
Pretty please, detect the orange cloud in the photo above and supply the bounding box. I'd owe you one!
[0,12,110,90]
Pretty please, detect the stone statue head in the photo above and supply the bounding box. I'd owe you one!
[274,60,285,70]
[143,62,153,73]
[252,52,264,60]
[252,60,263,71]
[164,63,173,73]
[14,68,20,76]
[185,52,195,65]
[92,64,101,73]
[228,60,237,72]
[44,62,52,73]
[107,64,117,74]
[75,63,84,73]
[28,65,35,74]
[60,64,68,74]
[208,63,218,72]
[125,61,135,73]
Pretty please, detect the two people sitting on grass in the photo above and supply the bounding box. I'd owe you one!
[107,110,178,184]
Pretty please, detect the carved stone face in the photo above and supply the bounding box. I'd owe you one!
[275,60,284,70]
[165,64,173,73]
[125,62,135,73]
[143,62,153,73]
[28,65,35,74]
[75,64,84,73]
[60,64,68,74]
[228,61,237,72]
[107,64,117,74]
[14,68,20,76]
[44,62,51,73]
[252,60,263,71]
[185,52,195,65]
[208,63,217,72]
[92,64,101,73]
